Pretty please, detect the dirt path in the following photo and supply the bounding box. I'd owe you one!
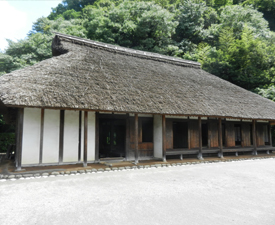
[1,158,275,225]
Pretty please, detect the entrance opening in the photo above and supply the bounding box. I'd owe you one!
[202,123,208,147]
[234,124,242,146]
[173,122,188,148]
[99,118,126,158]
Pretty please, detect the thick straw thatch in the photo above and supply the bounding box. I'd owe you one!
[0,33,275,120]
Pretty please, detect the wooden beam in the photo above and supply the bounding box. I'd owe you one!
[95,112,99,162]
[198,117,203,160]
[188,119,190,150]
[59,110,64,163]
[162,115,166,162]
[134,114,139,164]
[83,111,88,167]
[252,120,257,155]
[218,118,223,158]
[269,122,273,147]
[15,108,24,171]
[78,111,82,162]
[39,109,44,164]
[241,121,244,148]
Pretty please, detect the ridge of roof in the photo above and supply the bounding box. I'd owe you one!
[53,32,201,69]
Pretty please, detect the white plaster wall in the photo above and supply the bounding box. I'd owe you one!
[22,108,41,165]
[154,115,163,158]
[88,112,96,161]
[63,110,79,162]
[42,109,60,164]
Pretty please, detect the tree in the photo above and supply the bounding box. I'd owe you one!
[207,5,270,45]
[173,0,218,53]
[199,26,275,90]
[84,0,178,54]
[0,33,52,74]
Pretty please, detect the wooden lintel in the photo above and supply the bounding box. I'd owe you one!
[83,111,88,167]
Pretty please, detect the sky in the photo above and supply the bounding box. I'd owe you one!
[0,0,63,52]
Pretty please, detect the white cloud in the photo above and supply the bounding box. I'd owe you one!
[0,1,27,51]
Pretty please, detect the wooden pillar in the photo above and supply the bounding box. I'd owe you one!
[95,112,99,162]
[15,108,24,171]
[162,115,166,162]
[198,117,203,160]
[188,119,191,150]
[252,120,257,155]
[78,111,82,162]
[59,110,65,163]
[218,118,223,158]
[241,121,244,148]
[134,114,139,164]
[83,111,88,167]
[39,109,45,164]
[269,122,273,147]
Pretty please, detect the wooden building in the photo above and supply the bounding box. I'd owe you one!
[0,33,275,170]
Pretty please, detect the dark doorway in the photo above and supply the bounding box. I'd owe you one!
[234,124,242,146]
[173,122,188,148]
[202,123,208,147]
[99,119,126,158]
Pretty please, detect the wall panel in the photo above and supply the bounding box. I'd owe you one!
[242,123,251,147]
[63,110,79,162]
[42,109,60,164]
[226,123,235,147]
[22,108,41,165]
[256,123,265,146]
[209,120,219,148]
[153,115,163,158]
[189,120,199,149]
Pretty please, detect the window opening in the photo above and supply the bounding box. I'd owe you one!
[141,118,153,142]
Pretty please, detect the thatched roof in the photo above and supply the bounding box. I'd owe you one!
[0,33,275,120]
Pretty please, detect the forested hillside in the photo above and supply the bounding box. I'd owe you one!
[1,0,275,95]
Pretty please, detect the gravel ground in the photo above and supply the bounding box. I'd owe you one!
[0,159,275,225]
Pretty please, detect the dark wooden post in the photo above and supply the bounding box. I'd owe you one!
[198,117,203,160]
[134,114,139,164]
[15,108,24,171]
[162,115,166,162]
[218,118,223,158]
[188,118,191,150]
[269,122,273,147]
[59,110,65,163]
[78,111,82,162]
[39,109,45,164]
[95,112,99,162]
[83,111,88,167]
[252,120,257,155]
